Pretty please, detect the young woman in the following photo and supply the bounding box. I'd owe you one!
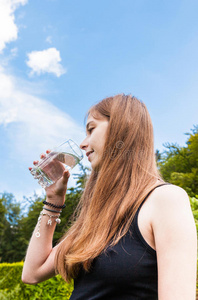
[22,94,197,299]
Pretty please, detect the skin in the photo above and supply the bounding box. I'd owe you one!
[23,115,197,299]
[80,113,109,170]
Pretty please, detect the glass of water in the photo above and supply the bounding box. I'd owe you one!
[30,139,83,188]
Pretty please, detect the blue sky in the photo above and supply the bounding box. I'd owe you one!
[0,0,198,203]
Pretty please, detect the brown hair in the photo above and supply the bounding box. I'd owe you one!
[55,94,163,282]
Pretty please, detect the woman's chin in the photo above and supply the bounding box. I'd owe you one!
[91,161,102,173]
[91,164,99,172]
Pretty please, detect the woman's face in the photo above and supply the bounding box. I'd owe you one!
[80,113,109,170]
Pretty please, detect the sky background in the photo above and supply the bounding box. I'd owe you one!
[0,0,198,204]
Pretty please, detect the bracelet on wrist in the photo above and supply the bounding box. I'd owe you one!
[43,207,62,213]
[43,200,66,209]
[35,210,61,238]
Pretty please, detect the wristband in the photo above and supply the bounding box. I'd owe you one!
[43,207,62,213]
[43,200,66,209]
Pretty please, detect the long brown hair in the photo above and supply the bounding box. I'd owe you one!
[55,94,163,282]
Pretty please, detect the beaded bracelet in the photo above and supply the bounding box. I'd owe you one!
[43,200,66,209]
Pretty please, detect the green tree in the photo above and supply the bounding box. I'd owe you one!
[190,197,198,232]
[0,198,7,261]
[155,149,162,165]
[158,126,198,197]
[0,193,23,262]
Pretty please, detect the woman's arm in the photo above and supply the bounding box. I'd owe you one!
[152,185,197,300]
[22,168,70,284]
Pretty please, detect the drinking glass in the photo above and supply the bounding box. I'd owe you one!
[30,139,83,188]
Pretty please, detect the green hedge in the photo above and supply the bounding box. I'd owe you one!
[0,262,73,300]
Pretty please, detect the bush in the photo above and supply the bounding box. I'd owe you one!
[190,197,198,231]
[0,262,73,300]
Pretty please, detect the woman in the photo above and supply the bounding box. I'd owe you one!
[22,94,197,299]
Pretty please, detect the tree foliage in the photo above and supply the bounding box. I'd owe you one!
[158,125,198,197]
[0,193,23,262]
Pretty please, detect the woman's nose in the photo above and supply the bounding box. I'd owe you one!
[80,137,88,150]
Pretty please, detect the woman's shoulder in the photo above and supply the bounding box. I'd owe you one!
[152,183,189,206]
[139,184,190,225]
[150,183,193,226]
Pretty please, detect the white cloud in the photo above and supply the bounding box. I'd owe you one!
[26,48,66,77]
[0,0,28,53]
[0,67,84,162]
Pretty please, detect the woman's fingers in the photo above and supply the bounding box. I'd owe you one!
[62,170,70,185]
[40,153,46,159]
[31,150,49,168]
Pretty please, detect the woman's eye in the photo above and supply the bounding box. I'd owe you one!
[88,127,94,133]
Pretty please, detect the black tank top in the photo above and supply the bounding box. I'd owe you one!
[70,184,168,300]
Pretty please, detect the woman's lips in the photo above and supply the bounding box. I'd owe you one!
[88,151,94,161]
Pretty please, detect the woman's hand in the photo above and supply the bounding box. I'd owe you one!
[45,167,70,202]
[29,149,70,204]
